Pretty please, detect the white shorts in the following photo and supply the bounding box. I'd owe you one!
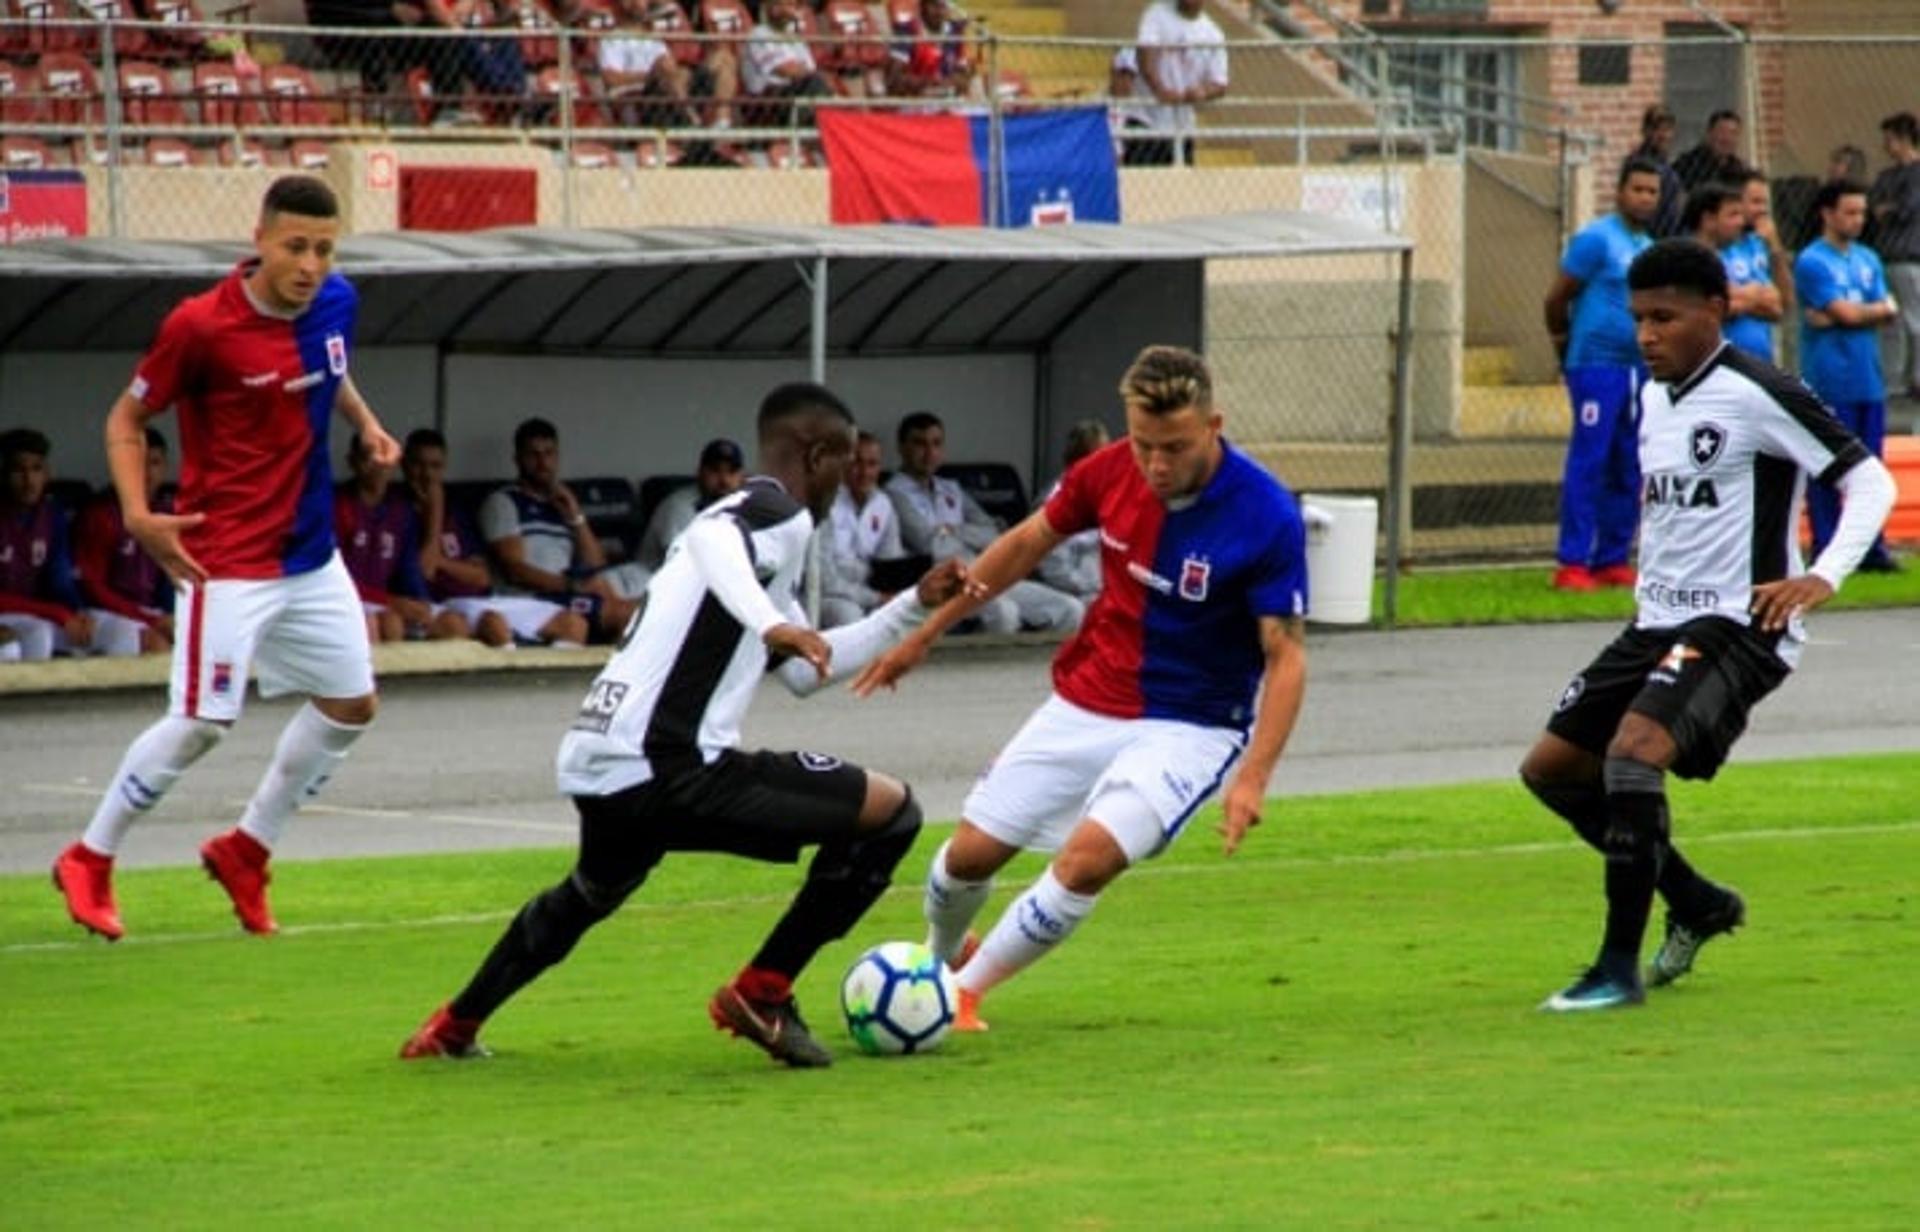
[962,692,1245,864]
[170,552,375,721]
[0,612,59,660]
[88,609,152,657]
[444,594,567,641]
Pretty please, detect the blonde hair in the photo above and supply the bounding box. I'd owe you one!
[1118,345,1212,416]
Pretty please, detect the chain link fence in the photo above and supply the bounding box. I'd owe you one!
[4,17,1913,566]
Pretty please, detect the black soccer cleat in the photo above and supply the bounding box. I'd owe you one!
[708,983,833,1068]
[1648,888,1747,988]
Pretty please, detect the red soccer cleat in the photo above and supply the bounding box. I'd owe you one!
[952,987,990,1033]
[399,1004,490,1060]
[199,828,277,935]
[52,842,124,941]
[1592,563,1637,588]
[1551,565,1599,592]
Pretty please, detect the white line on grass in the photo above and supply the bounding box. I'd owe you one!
[8,817,1917,957]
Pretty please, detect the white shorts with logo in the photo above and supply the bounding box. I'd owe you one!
[171,551,375,721]
[443,594,568,641]
[963,692,1245,864]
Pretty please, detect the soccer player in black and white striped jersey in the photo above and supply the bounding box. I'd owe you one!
[401,383,968,1066]
[1523,238,1897,1013]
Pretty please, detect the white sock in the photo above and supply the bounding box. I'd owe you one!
[237,704,367,849]
[923,839,993,964]
[958,867,1097,997]
[82,716,225,856]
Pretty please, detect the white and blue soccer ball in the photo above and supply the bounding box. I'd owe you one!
[840,941,957,1056]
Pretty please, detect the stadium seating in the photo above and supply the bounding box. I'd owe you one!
[117,59,187,126]
[38,51,104,126]
[191,59,269,128]
[0,60,44,123]
[938,461,1029,528]
[1,132,51,166]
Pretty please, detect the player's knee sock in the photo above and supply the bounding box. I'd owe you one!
[923,838,993,965]
[1600,756,1668,980]
[1521,772,1609,854]
[237,703,367,850]
[1654,841,1720,919]
[81,716,226,856]
[450,872,627,1022]
[750,792,923,982]
[959,868,1097,997]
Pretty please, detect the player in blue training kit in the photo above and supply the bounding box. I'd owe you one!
[1524,239,1895,1012]
[1543,157,1661,592]
[1795,178,1902,571]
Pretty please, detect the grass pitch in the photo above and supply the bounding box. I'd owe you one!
[3,754,1916,1229]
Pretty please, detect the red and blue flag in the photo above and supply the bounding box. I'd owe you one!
[819,107,1119,228]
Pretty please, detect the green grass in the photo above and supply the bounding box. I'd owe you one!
[1378,556,1920,626]
[4,754,1918,1229]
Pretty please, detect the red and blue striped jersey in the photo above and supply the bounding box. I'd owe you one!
[1043,439,1308,730]
[129,262,358,581]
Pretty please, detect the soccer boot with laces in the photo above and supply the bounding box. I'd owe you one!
[200,828,278,935]
[1648,887,1746,988]
[399,1004,491,1060]
[1540,965,1645,1013]
[707,982,834,1068]
[53,842,124,941]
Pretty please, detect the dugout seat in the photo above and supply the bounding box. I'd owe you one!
[637,473,692,532]
[572,475,641,561]
[939,461,1029,529]
[443,479,500,527]
[47,478,95,519]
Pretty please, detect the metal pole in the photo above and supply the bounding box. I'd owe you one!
[985,35,1004,227]
[101,19,124,237]
[1384,245,1414,629]
[808,254,828,383]
[557,25,576,227]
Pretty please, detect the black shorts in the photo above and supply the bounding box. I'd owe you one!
[572,748,871,891]
[1545,616,1789,780]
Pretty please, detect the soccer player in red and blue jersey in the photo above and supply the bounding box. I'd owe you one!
[853,345,1311,1031]
[53,176,402,942]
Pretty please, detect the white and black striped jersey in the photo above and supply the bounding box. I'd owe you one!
[1634,342,1871,667]
[557,477,812,797]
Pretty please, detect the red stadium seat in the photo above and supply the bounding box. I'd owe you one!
[141,134,203,165]
[212,134,267,166]
[38,51,103,125]
[885,0,919,36]
[696,0,747,40]
[287,137,329,168]
[136,0,209,58]
[642,0,701,71]
[513,0,560,70]
[816,0,885,72]
[191,59,268,127]
[117,59,187,126]
[567,137,616,167]
[4,0,89,56]
[78,0,157,60]
[533,64,608,129]
[1,132,52,168]
[0,61,47,124]
[260,63,338,127]
[631,135,683,167]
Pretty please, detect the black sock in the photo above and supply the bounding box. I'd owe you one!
[750,795,922,983]
[1656,841,1719,920]
[450,875,616,1022]
[1523,773,1610,854]
[1600,757,1669,980]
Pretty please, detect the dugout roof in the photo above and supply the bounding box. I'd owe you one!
[0,211,1410,353]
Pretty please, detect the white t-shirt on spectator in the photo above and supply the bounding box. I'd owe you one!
[743,22,817,95]
[599,34,671,84]
[1135,2,1227,135]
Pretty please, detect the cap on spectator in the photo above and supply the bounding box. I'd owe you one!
[700,438,745,470]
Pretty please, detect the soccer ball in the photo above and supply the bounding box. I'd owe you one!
[840,941,957,1056]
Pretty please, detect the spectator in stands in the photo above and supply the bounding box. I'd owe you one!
[887,0,976,100]
[1108,47,1159,167]
[600,0,712,128]
[1034,419,1108,602]
[401,428,587,648]
[1869,111,1920,401]
[1672,109,1748,195]
[1630,103,1685,238]
[479,417,641,640]
[73,427,174,656]
[336,432,467,642]
[1796,178,1902,572]
[743,0,831,113]
[821,430,911,629]
[1687,181,1782,363]
[423,0,531,125]
[0,428,98,660]
[635,437,746,576]
[1132,0,1228,168]
[1542,156,1660,592]
[886,411,1082,634]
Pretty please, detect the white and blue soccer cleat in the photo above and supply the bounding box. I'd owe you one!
[1540,965,1646,1013]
